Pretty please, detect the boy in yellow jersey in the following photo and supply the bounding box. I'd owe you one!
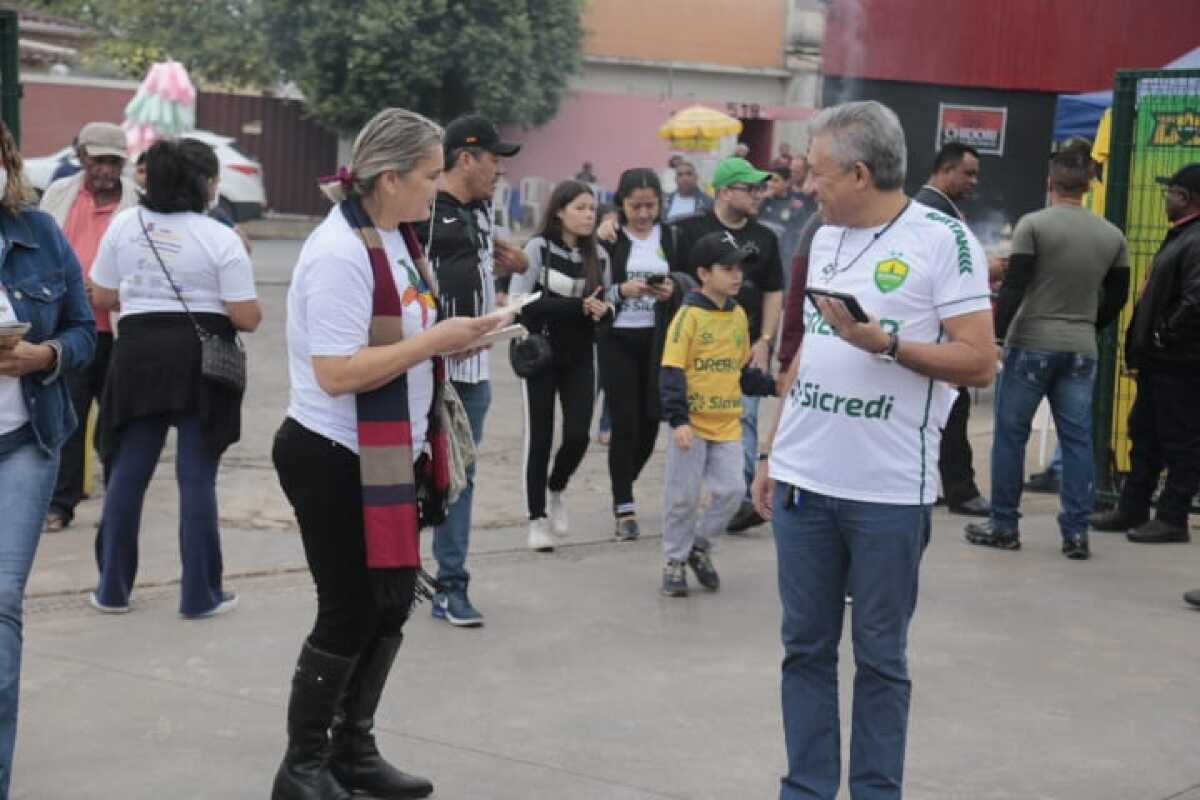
[659,232,776,596]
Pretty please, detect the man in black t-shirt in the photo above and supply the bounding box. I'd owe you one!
[416,114,525,628]
[668,156,784,532]
[913,142,991,518]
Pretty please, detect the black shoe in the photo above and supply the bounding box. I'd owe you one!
[1127,519,1191,544]
[963,520,1021,550]
[1024,469,1060,494]
[686,545,720,591]
[271,642,357,800]
[1062,534,1090,560]
[726,501,765,534]
[1184,589,1200,608]
[1089,508,1149,532]
[948,495,991,517]
[330,635,433,799]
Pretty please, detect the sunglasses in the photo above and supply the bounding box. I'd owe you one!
[727,183,767,194]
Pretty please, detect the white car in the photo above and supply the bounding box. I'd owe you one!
[23,129,267,222]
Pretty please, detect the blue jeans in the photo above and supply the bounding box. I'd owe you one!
[773,484,930,800]
[0,432,59,797]
[741,394,761,500]
[990,348,1097,538]
[95,414,226,615]
[433,380,490,592]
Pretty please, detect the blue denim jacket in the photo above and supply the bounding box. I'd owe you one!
[0,206,97,454]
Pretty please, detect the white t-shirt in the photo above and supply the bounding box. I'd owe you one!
[667,194,697,221]
[614,225,669,330]
[91,207,256,318]
[769,202,992,505]
[0,287,29,434]
[285,208,435,456]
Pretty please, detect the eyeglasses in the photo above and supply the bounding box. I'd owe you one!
[727,183,768,195]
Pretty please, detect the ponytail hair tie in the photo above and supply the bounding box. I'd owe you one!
[320,165,356,190]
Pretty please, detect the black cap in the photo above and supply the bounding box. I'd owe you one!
[1155,163,1200,195]
[444,114,521,158]
[690,231,756,272]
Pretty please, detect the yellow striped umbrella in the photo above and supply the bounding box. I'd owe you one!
[657,105,743,151]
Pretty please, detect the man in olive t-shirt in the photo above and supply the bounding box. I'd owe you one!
[965,151,1130,559]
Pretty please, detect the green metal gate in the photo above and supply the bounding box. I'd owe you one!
[0,10,18,144]
[1095,68,1200,501]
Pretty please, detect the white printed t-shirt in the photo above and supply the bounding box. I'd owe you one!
[769,202,991,505]
[0,287,29,434]
[91,208,257,317]
[613,225,669,329]
[285,207,435,457]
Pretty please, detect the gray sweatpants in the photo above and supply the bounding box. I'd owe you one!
[662,435,745,561]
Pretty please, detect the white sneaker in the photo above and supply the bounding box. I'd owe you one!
[527,518,556,552]
[182,591,239,620]
[547,491,569,538]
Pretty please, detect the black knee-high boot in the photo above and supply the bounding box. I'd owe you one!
[330,635,433,799]
[271,642,358,800]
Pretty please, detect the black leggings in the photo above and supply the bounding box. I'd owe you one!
[272,418,415,658]
[522,361,595,519]
[600,329,660,516]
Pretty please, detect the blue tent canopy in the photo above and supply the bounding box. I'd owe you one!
[1053,46,1200,141]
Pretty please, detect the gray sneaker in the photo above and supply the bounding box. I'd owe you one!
[661,560,688,597]
[614,515,640,541]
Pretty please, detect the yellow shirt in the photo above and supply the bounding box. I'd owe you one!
[661,293,751,442]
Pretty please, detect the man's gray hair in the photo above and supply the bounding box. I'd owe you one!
[320,108,444,203]
[809,101,907,191]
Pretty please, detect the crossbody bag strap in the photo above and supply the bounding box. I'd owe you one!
[137,210,207,340]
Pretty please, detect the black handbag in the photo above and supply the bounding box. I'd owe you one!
[137,211,247,393]
[508,331,552,378]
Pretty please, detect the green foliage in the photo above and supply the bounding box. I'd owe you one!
[260,0,585,133]
[24,0,278,87]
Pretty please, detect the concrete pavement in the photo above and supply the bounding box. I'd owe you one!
[16,239,1200,800]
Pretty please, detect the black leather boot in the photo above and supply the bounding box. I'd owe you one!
[271,642,358,800]
[330,635,433,799]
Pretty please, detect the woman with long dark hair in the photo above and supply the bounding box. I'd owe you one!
[0,119,95,795]
[269,108,507,800]
[89,138,260,618]
[509,180,615,551]
[599,168,678,540]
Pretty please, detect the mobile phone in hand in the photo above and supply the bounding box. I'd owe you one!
[805,288,869,323]
[645,274,668,287]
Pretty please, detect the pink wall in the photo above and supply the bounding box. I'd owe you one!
[499,90,815,199]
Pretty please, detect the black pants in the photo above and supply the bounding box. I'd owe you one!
[599,329,660,516]
[50,332,113,520]
[938,387,982,505]
[1120,369,1200,525]
[522,360,594,519]
[272,418,415,658]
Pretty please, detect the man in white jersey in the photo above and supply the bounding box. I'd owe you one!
[750,102,995,800]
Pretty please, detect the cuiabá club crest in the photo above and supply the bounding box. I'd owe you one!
[874,256,910,293]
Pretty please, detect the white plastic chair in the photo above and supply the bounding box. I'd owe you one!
[519,177,552,231]
[492,178,512,230]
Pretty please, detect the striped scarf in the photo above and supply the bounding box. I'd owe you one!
[340,197,450,607]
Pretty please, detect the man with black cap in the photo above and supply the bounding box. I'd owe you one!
[419,114,525,627]
[39,122,139,532]
[1091,163,1200,546]
[668,156,785,534]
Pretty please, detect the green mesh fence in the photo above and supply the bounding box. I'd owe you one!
[1095,69,1200,501]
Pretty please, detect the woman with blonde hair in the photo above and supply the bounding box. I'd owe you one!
[0,120,95,794]
[270,108,509,800]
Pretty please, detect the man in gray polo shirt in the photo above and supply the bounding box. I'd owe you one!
[965,150,1130,559]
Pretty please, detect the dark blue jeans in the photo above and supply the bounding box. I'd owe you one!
[990,348,1097,538]
[95,413,226,616]
[773,484,930,800]
[432,380,490,592]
